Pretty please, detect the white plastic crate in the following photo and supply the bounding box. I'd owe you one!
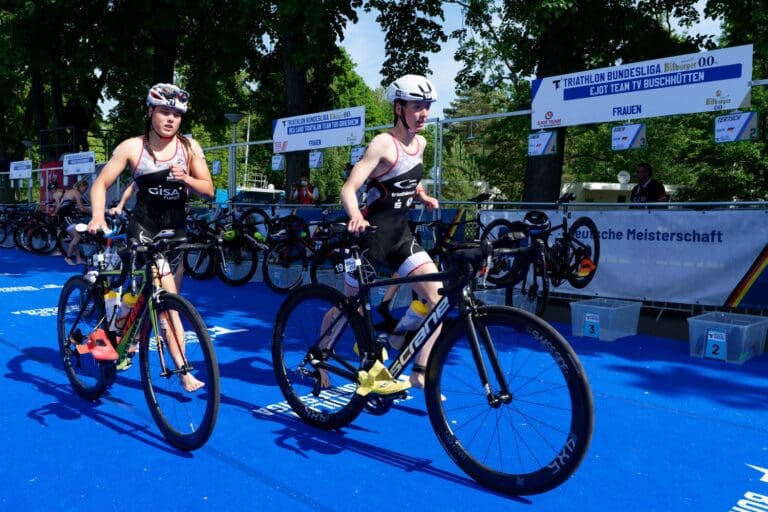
[570,298,641,341]
[687,312,768,364]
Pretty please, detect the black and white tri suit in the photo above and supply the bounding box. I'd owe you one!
[128,138,189,273]
[347,133,432,286]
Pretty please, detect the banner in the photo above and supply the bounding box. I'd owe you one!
[611,124,646,151]
[62,151,95,176]
[9,160,32,180]
[714,111,759,143]
[481,208,768,308]
[272,106,365,153]
[308,150,323,169]
[528,131,558,156]
[531,45,753,129]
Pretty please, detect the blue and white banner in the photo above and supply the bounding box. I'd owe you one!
[611,123,646,151]
[308,150,323,169]
[271,154,286,171]
[9,160,32,180]
[62,151,95,176]
[714,111,759,143]
[531,45,753,129]
[272,106,365,153]
[482,208,768,308]
[350,146,365,164]
[528,131,558,156]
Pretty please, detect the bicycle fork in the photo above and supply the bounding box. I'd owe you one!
[462,310,513,408]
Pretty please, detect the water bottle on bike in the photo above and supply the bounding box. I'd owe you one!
[389,299,429,350]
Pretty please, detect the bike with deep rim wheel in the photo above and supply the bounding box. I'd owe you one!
[272,229,594,495]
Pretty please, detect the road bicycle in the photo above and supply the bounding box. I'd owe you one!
[183,206,265,285]
[272,230,594,495]
[57,226,220,451]
[481,194,600,316]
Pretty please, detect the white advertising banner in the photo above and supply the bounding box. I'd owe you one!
[611,123,646,151]
[9,160,33,180]
[531,45,753,129]
[714,111,759,143]
[272,106,365,153]
[62,151,96,176]
[482,208,768,308]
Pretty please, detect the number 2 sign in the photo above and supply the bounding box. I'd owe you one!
[705,328,727,361]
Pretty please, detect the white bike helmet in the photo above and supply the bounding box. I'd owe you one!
[146,83,189,113]
[386,74,438,103]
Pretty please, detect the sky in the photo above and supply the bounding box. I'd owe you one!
[339,1,722,120]
[340,3,465,119]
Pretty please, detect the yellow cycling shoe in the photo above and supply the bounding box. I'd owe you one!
[356,360,411,396]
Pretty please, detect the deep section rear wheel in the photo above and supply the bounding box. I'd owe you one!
[425,306,593,495]
[138,292,219,451]
[57,276,109,400]
[272,284,367,429]
[566,217,600,289]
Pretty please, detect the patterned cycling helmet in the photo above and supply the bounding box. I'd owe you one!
[146,83,189,113]
[523,210,550,235]
[47,181,59,191]
[386,75,438,103]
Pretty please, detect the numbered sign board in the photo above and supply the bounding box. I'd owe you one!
[528,131,558,156]
[9,160,33,180]
[611,123,647,151]
[704,328,727,361]
[308,150,324,169]
[63,151,95,176]
[350,146,365,164]
[714,111,759,143]
[271,154,286,171]
[583,312,600,338]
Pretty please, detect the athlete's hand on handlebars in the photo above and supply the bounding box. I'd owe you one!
[87,217,109,235]
[347,214,370,235]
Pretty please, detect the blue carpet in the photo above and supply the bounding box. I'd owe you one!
[1,248,767,511]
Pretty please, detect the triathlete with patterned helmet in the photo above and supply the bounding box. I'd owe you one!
[340,74,442,391]
[87,83,213,392]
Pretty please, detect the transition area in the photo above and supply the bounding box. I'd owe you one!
[0,248,767,511]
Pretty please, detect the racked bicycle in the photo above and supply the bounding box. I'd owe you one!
[272,228,594,495]
[57,226,220,451]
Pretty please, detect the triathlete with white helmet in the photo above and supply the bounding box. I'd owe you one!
[340,74,441,390]
[87,83,214,391]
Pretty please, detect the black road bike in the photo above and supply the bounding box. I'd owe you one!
[272,231,594,495]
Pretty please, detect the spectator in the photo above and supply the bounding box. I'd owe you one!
[630,163,668,203]
[291,174,320,205]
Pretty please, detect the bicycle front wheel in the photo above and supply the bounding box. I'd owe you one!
[138,293,220,451]
[216,240,259,286]
[425,306,593,495]
[272,284,367,430]
[57,275,109,400]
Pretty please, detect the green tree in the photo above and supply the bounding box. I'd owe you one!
[450,0,706,202]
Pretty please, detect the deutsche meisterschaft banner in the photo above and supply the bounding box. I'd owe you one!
[272,106,365,153]
[482,208,768,309]
[531,45,753,129]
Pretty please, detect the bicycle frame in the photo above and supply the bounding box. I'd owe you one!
[325,241,517,403]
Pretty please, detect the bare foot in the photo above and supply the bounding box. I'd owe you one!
[180,373,205,392]
[409,371,425,389]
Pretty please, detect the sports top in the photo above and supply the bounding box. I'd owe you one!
[364,133,423,223]
[131,138,189,231]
